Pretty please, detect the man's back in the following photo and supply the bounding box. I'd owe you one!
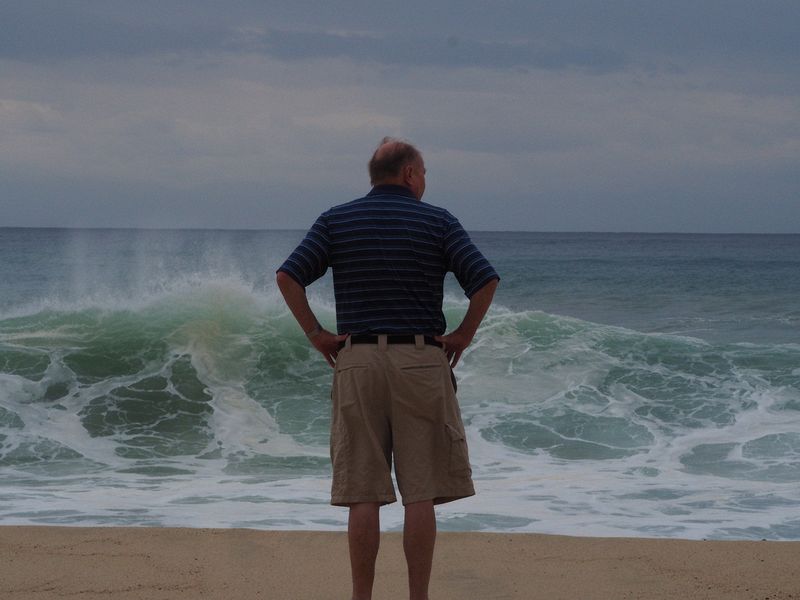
[279,184,498,336]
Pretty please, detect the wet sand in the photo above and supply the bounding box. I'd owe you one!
[1,526,798,599]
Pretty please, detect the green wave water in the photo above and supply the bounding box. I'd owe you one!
[1,228,799,538]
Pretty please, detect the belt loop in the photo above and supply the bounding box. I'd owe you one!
[414,334,425,350]
[345,335,352,349]
[378,334,388,351]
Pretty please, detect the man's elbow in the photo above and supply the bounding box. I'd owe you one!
[276,270,299,292]
[481,277,499,295]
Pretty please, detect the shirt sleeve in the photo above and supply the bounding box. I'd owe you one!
[276,214,331,287]
[442,212,500,298]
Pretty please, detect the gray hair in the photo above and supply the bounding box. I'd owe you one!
[368,137,423,184]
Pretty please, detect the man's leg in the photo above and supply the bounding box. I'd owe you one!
[403,500,436,600]
[348,502,381,600]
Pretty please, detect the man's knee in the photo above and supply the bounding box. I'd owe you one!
[349,502,381,512]
[404,500,434,512]
[348,502,381,524]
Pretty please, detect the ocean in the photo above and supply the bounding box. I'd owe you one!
[1,228,799,540]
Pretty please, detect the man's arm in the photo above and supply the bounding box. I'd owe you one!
[276,271,346,368]
[435,277,498,368]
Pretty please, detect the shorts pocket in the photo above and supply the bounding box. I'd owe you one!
[399,363,442,372]
[445,423,472,477]
[332,363,368,409]
[330,419,351,492]
[449,368,458,394]
[330,420,347,464]
[395,362,447,418]
[335,363,368,373]
[434,350,457,393]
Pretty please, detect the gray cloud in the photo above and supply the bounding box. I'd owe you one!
[1,3,625,73]
[0,3,227,61]
[251,29,628,72]
[0,1,798,232]
[3,1,798,72]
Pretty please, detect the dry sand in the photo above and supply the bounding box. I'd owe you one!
[1,526,798,599]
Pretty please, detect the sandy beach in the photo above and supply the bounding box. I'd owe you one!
[0,526,797,599]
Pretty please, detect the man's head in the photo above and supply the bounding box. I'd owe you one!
[368,137,426,200]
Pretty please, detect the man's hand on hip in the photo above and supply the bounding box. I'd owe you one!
[435,278,498,369]
[275,272,348,368]
[311,330,349,368]
[435,329,472,369]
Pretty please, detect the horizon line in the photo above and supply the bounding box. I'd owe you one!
[1,225,799,236]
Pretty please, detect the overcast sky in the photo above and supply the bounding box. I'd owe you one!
[1,1,798,232]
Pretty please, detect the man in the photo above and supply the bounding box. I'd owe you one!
[276,137,499,600]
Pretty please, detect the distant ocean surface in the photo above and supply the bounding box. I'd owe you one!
[1,228,799,540]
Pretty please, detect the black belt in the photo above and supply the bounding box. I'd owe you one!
[338,334,443,350]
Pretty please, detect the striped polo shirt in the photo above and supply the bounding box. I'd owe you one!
[277,184,499,335]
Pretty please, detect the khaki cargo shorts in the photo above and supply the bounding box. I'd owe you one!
[330,334,475,506]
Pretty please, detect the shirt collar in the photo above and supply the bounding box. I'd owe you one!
[366,184,417,199]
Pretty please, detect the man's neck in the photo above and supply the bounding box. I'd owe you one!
[368,184,417,199]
